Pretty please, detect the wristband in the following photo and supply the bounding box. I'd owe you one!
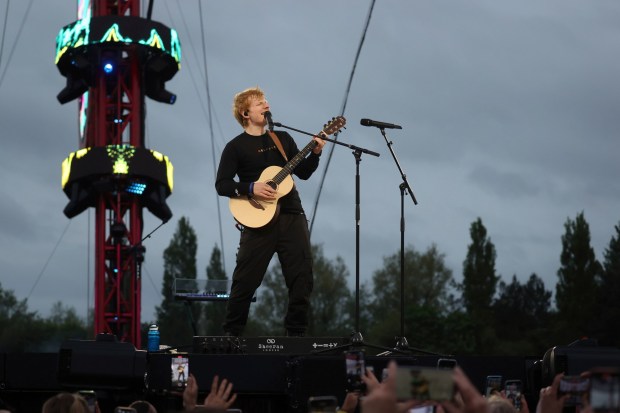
[249,182,254,194]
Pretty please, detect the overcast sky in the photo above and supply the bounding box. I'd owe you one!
[0,1,618,326]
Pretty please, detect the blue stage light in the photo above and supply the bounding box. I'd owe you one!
[126,181,147,195]
[103,62,114,74]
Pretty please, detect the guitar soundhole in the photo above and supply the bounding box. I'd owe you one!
[266,180,278,191]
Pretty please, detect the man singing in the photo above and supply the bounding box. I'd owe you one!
[215,86,325,337]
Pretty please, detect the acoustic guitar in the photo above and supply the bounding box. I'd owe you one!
[229,116,346,228]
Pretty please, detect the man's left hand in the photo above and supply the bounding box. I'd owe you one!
[312,136,326,154]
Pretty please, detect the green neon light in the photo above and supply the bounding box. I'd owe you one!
[55,18,181,67]
[170,30,181,66]
[100,23,130,43]
[107,145,136,175]
[55,16,91,64]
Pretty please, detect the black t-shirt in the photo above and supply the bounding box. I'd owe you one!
[215,130,321,214]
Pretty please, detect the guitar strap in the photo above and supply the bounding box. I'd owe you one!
[267,130,288,161]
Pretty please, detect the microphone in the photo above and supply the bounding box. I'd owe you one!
[264,111,274,131]
[360,118,402,130]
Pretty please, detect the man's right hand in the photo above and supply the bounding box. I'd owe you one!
[253,182,276,199]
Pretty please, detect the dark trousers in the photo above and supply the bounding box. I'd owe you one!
[223,213,314,335]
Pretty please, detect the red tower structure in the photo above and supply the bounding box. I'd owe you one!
[55,0,180,346]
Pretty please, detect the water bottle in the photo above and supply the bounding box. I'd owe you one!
[147,323,160,352]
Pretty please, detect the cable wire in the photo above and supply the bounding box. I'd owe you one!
[27,220,72,300]
[166,1,212,133]
[0,0,10,71]
[309,0,376,235]
[0,0,33,91]
[142,264,163,299]
[198,1,227,275]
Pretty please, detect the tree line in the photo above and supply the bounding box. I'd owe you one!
[153,211,620,356]
[0,212,618,356]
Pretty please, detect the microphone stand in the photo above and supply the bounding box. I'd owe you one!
[275,121,403,355]
[273,121,380,157]
[374,127,441,356]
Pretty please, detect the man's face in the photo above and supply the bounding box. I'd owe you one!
[246,95,270,126]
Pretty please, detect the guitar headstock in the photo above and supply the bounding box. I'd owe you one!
[321,116,346,137]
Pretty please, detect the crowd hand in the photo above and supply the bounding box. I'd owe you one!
[536,373,567,413]
[340,391,361,413]
[360,360,417,413]
[496,389,530,413]
[203,375,237,410]
[339,368,376,413]
[442,367,487,413]
[182,374,199,411]
[363,367,381,394]
[253,181,276,199]
[519,395,531,413]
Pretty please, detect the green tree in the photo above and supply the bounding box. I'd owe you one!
[440,310,477,354]
[39,302,89,351]
[592,222,620,346]
[555,212,601,342]
[0,283,43,352]
[367,244,453,351]
[493,274,552,355]
[0,285,89,352]
[458,218,500,353]
[345,281,374,339]
[306,245,352,336]
[155,217,198,347]
[203,244,228,335]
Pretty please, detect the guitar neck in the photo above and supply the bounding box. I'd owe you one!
[272,139,318,185]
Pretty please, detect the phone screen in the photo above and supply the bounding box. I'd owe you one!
[409,406,435,413]
[437,359,457,370]
[485,375,503,397]
[171,355,189,389]
[345,350,365,391]
[308,396,338,413]
[504,380,522,410]
[114,408,137,413]
[78,390,97,413]
[590,371,620,413]
[558,376,590,406]
[395,366,455,402]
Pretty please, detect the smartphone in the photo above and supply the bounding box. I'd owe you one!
[589,369,620,413]
[504,379,523,410]
[308,395,338,413]
[437,358,457,370]
[409,406,436,413]
[77,390,97,413]
[170,354,190,389]
[485,375,503,397]
[345,350,366,391]
[114,408,137,413]
[558,376,590,406]
[395,366,455,402]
